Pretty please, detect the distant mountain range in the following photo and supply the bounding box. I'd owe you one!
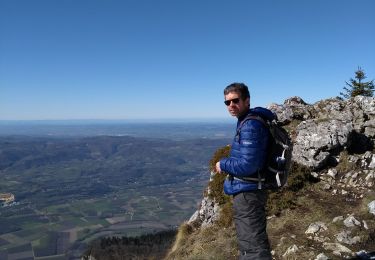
[0,121,234,140]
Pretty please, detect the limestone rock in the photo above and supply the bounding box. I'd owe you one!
[293,120,353,169]
[327,168,338,178]
[188,196,220,227]
[322,183,331,190]
[368,200,375,215]
[188,210,199,223]
[315,253,329,260]
[335,230,361,245]
[332,216,344,223]
[369,156,375,169]
[365,171,375,187]
[323,242,352,255]
[343,215,361,227]
[349,96,375,133]
[268,96,312,124]
[305,222,328,235]
[284,96,307,106]
[312,98,352,122]
[363,220,369,230]
[364,121,375,137]
[282,244,299,258]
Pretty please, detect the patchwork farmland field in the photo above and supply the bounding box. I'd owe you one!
[0,134,229,259]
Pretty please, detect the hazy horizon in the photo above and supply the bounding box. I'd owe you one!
[0,120,235,140]
[0,118,233,123]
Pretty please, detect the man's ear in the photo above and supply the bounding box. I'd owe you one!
[245,97,250,107]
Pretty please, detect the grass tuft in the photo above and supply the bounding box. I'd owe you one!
[336,150,358,173]
[168,223,194,256]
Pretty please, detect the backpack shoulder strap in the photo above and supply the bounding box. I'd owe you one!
[235,115,269,140]
[235,115,271,189]
[237,115,268,132]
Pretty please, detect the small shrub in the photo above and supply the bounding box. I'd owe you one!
[208,173,230,205]
[287,162,318,191]
[216,200,233,228]
[208,146,231,205]
[209,145,231,172]
[267,190,296,216]
[336,150,358,173]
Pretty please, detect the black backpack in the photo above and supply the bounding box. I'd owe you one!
[236,114,293,189]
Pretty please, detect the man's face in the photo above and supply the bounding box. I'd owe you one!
[224,91,249,118]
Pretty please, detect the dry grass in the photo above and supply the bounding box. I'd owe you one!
[268,185,375,259]
[166,223,237,260]
[215,200,233,228]
[169,223,195,255]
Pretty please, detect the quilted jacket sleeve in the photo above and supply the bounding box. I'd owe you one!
[219,119,269,177]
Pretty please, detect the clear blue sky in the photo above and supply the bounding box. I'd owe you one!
[1,0,374,120]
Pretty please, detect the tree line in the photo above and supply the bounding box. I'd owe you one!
[82,230,177,260]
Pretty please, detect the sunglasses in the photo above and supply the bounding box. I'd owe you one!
[224,98,240,106]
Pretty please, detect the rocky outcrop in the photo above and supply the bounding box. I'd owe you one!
[187,194,220,227]
[182,96,374,259]
[273,96,375,259]
[270,96,375,128]
[269,96,375,169]
[187,171,221,227]
[293,119,353,169]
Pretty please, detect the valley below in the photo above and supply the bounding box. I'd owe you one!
[0,122,232,259]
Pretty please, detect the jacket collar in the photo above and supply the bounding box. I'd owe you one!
[237,109,250,126]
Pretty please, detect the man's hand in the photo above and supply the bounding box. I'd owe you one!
[215,161,221,173]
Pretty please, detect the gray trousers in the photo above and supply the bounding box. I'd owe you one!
[233,190,272,260]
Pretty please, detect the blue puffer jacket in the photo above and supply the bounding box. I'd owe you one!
[220,107,276,195]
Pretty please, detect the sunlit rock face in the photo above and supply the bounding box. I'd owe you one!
[269,96,375,169]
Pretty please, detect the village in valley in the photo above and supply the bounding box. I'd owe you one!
[0,193,16,207]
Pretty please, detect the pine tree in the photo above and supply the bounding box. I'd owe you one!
[339,67,374,99]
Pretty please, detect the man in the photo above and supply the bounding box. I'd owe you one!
[215,82,274,260]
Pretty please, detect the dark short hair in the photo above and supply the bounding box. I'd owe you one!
[224,82,250,100]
